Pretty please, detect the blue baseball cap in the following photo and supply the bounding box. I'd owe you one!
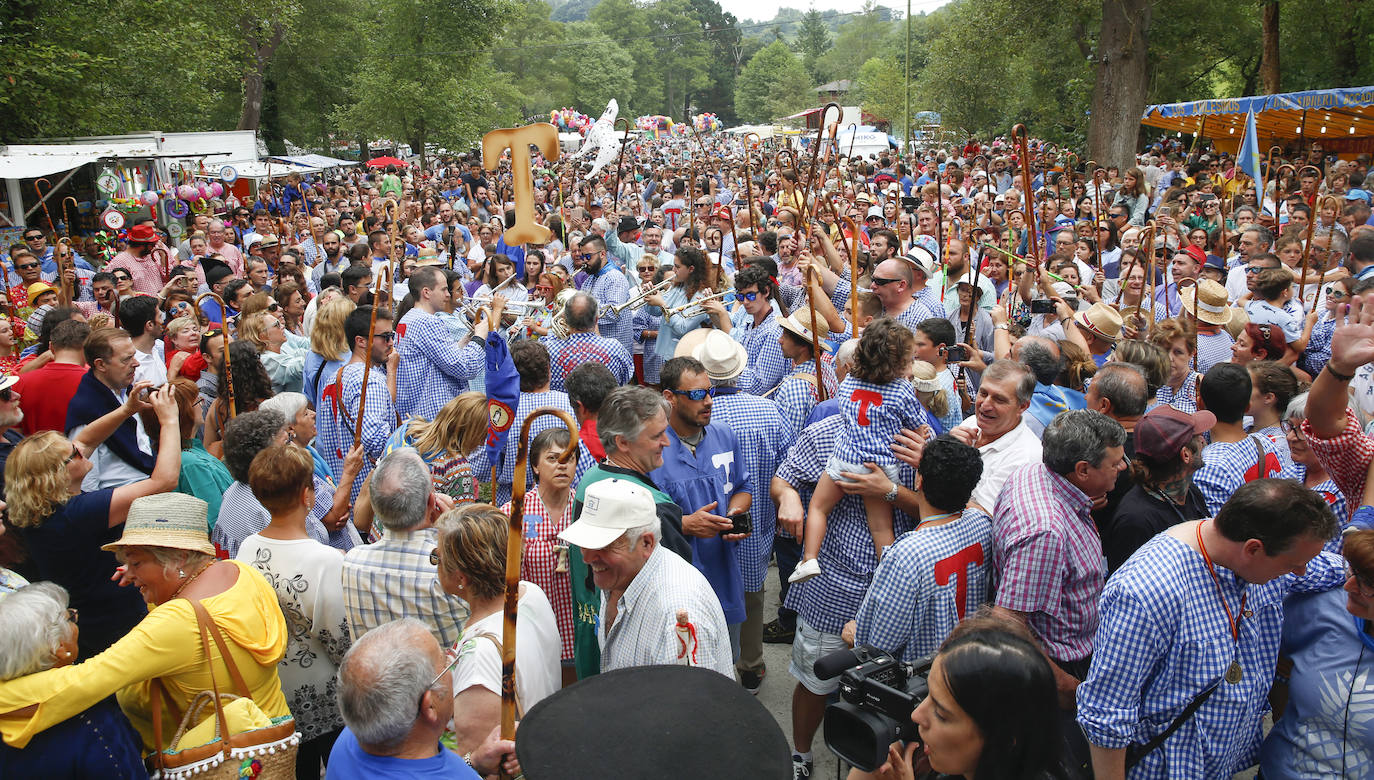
[1346,189,1371,204]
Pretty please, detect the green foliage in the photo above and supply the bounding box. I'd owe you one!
[814,1,897,86]
[735,40,812,123]
[853,56,905,125]
[794,9,832,83]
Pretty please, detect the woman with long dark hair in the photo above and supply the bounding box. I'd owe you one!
[644,245,712,363]
[1111,167,1150,226]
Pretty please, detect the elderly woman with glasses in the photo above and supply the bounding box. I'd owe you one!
[432,503,560,758]
[1281,391,1348,549]
[239,309,311,394]
[0,583,145,776]
[3,385,182,658]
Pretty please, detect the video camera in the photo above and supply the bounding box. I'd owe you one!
[815,644,934,772]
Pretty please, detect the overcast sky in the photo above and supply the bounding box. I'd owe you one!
[722,0,951,25]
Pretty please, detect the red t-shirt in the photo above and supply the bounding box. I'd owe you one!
[15,362,87,435]
[580,418,605,461]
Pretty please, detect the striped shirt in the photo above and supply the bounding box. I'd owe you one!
[341,526,470,650]
[599,545,734,678]
[501,489,576,660]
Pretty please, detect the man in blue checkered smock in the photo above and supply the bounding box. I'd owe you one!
[574,237,633,353]
[1077,480,1345,779]
[318,314,399,504]
[775,414,917,768]
[395,266,487,421]
[546,292,633,391]
[1193,363,1290,515]
[728,266,789,395]
[774,359,838,438]
[852,437,991,662]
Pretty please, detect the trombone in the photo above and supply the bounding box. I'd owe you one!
[664,288,734,318]
[611,277,673,316]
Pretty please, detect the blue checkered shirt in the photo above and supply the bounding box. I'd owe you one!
[1299,316,1334,376]
[212,479,357,559]
[833,377,931,467]
[710,388,796,591]
[774,360,839,440]
[854,508,994,662]
[1290,463,1350,552]
[395,308,484,420]
[991,463,1105,662]
[577,267,633,353]
[732,311,786,396]
[341,526,471,650]
[1077,532,1346,778]
[1150,371,1201,414]
[633,308,664,384]
[779,415,917,633]
[546,332,633,391]
[316,361,398,503]
[1196,330,1235,374]
[1195,435,1288,516]
[893,295,946,334]
[489,390,576,507]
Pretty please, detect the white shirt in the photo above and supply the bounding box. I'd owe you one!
[957,416,1043,511]
[599,544,734,679]
[134,343,167,387]
[449,582,561,713]
[71,384,153,492]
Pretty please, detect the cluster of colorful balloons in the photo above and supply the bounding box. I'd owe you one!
[550,108,592,135]
[693,113,721,133]
[636,115,674,140]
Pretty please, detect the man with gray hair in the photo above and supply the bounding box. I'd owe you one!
[565,385,694,679]
[1014,335,1086,437]
[545,291,633,392]
[951,359,1043,510]
[558,479,734,678]
[329,618,517,777]
[990,409,1127,772]
[340,449,468,649]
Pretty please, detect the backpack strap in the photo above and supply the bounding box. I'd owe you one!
[472,633,523,718]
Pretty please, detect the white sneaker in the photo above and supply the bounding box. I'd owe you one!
[788,558,822,584]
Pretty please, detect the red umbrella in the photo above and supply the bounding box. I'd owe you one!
[366,156,408,168]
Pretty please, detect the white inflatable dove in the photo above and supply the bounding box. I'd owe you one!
[568,99,621,180]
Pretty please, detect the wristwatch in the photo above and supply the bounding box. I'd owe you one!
[994,323,1009,331]
[883,481,899,503]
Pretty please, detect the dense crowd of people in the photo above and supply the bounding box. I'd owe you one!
[0,128,1370,779]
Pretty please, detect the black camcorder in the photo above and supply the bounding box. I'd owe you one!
[814,645,934,772]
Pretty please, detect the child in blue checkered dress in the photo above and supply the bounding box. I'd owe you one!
[791,318,928,583]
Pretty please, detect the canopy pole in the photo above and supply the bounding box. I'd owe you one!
[1299,110,1308,154]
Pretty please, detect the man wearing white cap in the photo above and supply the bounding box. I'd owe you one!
[559,478,734,678]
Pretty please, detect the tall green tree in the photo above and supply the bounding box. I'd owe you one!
[853,56,904,127]
[734,40,811,123]
[816,1,895,85]
[794,9,832,84]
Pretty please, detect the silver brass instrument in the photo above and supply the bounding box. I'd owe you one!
[664,288,734,319]
[547,288,578,339]
[611,277,673,316]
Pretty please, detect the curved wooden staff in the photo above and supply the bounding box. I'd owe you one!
[612,118,634,216]
[61,196,79,239]
[55,238,73,306]
[502,408,579,745]
[804,265,827,403]
[1177,277,1200,372]
[742,133,763,234]
[1011,125,1040,267]
[195,292,235,418]
[354,265,392,447]
[151,248,171,284]
[686,160,696,241]
[838,215,861,331]
[1270,163,1297,217]
[845,122,859,159]
[800,103,842,229]
[32,178,57,235]
[383,198,401,282]
[1296,195,1339,308]
[1297,164,1324,209]
[1142,220,1158,338]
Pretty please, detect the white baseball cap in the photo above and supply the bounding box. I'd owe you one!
[558,479,657,550]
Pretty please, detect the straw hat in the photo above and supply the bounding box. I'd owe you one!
[778,307,828,349]
[1178,279,1233,326]
[693,329,748,381]
[1072,302,1123,343]
[102,493,214,557]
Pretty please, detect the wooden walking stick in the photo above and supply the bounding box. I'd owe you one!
[195,292,235,418]
[55,238,73,306]
[800,103,842,227]
[32,178,57,236]
[501,408,579,749]
[1011,125,1040,268]
[152,247,171,284]
[742,133,763,234]
[354,265,392,447]
[804,265,827,403]
[612,118,633,215]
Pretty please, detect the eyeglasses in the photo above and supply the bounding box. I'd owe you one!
[425,644,461,695]
[670,387,716,401]
[114,274,132,282]
[24,234,43,241]
[638,266,655,273]
[578,252,601,262]
[870,276,901,287]
[1347,564,1374,598]
[1280,418,1306,442]
[267,303,280,312]
[64,445,81,464]
[1245,265,1277,275]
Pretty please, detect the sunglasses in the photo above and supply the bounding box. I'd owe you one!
[24,234,43,241]
[1245,265,1277,275]
[738,291,760,302]
[65,445,81,464]
[16,263,38,271]
[374,331,395,342]
[870,276,901,287]
[670,387,716,401]
[114,274,132,282]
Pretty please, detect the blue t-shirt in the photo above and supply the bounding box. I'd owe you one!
[326,728,479,779]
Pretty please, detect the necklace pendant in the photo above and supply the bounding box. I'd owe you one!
[1225,660,1243,684]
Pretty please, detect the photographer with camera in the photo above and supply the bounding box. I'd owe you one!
[818,618,1063,780]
